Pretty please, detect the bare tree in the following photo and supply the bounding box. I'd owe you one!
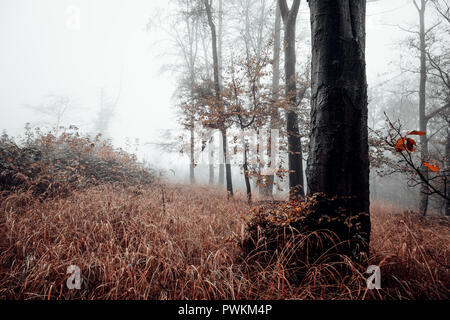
[25,94,74,138]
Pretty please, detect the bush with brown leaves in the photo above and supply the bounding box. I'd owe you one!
[0,127,154,198]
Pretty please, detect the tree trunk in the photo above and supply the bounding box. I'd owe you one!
[217,0,225,187]
[446,126,450,216]
[223,129,233,197]
[209,135,215,185]
[218,159,225,185]
[204,0,233,196]
[307,0,370,258]
[243,139,252,204]
[279,0,305,199]
[189,120,195,184]
[417,0,429,216]
[263,2,282,199]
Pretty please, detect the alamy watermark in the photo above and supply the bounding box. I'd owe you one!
[66,265,81,290]
[366,265,381,289]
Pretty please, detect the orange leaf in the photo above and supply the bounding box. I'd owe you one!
[423,162,440,172]
[394,138,406,152]
[395,137,416,152]
[407,130,426,136]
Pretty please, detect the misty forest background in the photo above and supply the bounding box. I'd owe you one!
[0,0,449,300]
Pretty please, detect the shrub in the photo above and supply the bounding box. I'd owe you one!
[0,126,154,198]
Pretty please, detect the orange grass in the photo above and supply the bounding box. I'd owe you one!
[0,185,448,300]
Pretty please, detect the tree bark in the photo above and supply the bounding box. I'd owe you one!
[307,0,370,256]
[278,0,305,199]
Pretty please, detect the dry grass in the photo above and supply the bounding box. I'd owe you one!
[0,184,448,300]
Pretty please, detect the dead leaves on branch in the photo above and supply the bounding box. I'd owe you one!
[393,130,441,173]
[394,137,417,152]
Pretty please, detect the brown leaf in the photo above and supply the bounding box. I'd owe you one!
[407,130,426,136]
[405,138,416,152]
[394,138,407,152]
[394,137,416,152]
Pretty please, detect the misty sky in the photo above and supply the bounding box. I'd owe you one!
[0,0,432,175]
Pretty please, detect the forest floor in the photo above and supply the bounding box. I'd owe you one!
[0,183,449,300]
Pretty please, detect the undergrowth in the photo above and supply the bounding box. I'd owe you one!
[0,184,448,300]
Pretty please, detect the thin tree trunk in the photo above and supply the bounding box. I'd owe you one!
[218,157,225,186]
[263,1,282,199]
[209,135,215,185]
[279,0,304,199]
[307,0,370,257]
[446,126,450,216]
[189,119,195,184]
[204,0,233,196]
[243,139,252,204]
[223,129,233,197]
[416,0,429,216]
[218,0,225,187]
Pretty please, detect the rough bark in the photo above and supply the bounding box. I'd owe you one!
[278,0,305,199]
[307,0,371,257]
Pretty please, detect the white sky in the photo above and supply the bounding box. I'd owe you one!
[0,0,434,176]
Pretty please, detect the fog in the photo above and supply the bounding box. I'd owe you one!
[0,0,444,208]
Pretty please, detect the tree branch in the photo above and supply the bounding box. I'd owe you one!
[425,102,450,121]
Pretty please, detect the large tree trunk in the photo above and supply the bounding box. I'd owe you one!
[307,0,370,258]
[204,0,233,196]
[279,0,305,199]
[416,0,429,216]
